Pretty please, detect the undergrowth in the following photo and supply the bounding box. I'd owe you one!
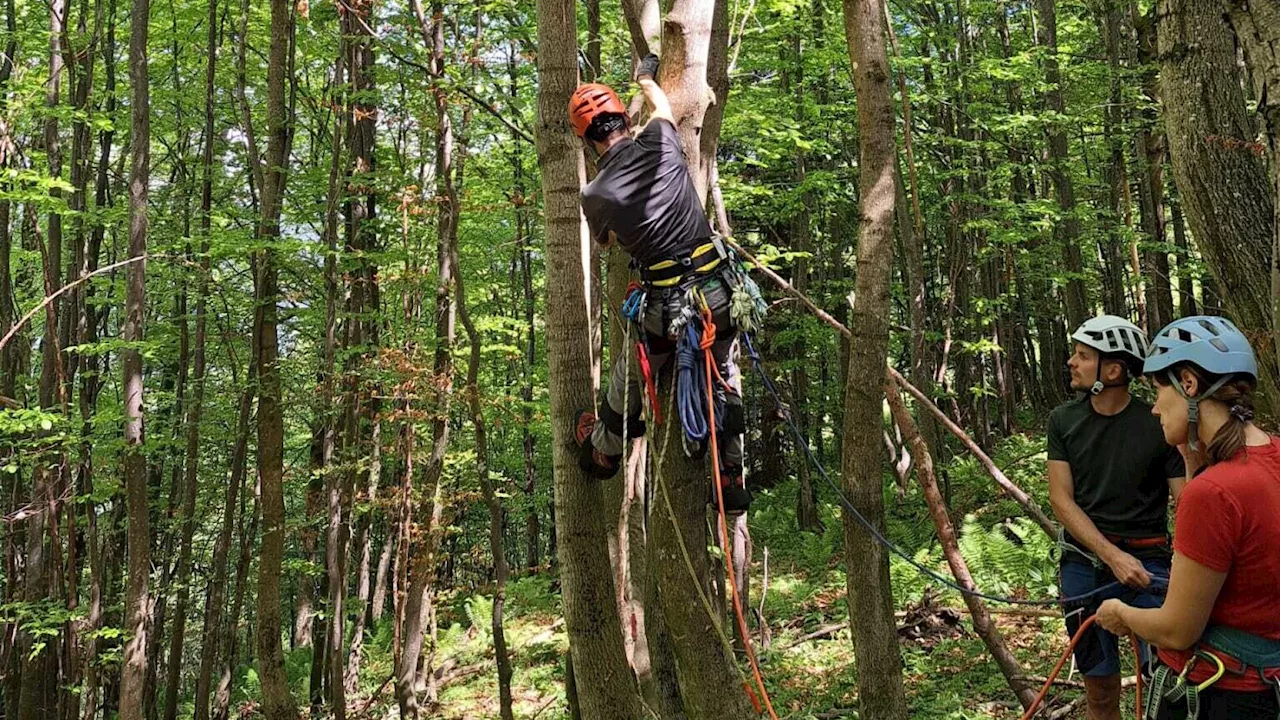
[264,433,1143,719]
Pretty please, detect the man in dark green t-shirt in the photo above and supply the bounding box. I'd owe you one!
[1048,315,1186,720]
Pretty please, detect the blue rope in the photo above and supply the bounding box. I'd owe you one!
[678,320,709,444]
[740,331,1169,607]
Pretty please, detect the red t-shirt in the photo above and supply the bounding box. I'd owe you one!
[1157,437,1280,691]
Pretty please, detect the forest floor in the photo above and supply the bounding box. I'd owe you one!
[330,434,1145,719]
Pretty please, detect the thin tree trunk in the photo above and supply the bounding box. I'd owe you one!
[193,378,253,720]
[253,0,297,715]
[214,452,260,720]
[1132,2,1172,333]
[396,5,454,717]
[119,0,152,711]
[370,525,394,623]
[456,251,515,720]
[161,5,220,704]
[840,0,909,716]
[1035,0,1089,329]
[77,2,116,710]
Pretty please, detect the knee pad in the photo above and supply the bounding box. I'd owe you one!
[719,484,753,515]
[719,402,745,436]
[600,403,647,440]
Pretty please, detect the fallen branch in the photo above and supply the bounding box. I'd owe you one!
[529,695,558,720]
[349,673,396,719]
[783,622,846,650]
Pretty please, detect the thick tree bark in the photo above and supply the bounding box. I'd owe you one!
[533,0,647,714]
[1035,0,1089,330]
[1159,0,1278,414]
[253,0,297,717]
[1219,0,1280,382]
[840,0,909,718]
[118,0,152,713]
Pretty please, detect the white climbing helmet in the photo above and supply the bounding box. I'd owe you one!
[1070,315,1149,394]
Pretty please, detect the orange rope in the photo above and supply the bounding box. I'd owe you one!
[1020,615,1144,720]
[700,305,778,719]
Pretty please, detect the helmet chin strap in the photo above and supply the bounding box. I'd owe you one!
[1090,362,1127,395]
[1168,368,1231,451]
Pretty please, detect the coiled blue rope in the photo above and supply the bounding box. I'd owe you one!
[678,320,709,444]
[740,331,1169,607]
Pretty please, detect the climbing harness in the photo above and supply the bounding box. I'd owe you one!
[1143,625,1280,720]
[637,240,725,288]
[740,331,1170,607]
[1144,650,1226,720]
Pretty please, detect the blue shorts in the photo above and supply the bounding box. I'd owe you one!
[1059,555,1170,677]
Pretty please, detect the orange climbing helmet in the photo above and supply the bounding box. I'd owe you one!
[568,83,627,138]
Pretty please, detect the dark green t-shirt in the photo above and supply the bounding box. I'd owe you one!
[1047,395,1185,538]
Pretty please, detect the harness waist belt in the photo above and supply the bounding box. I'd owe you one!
[639,242,724,288]
[1102,533,1169,549]
[1201,625,1280,675]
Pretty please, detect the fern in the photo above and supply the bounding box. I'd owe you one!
[464,594,494,645]
[956,516,1056,599]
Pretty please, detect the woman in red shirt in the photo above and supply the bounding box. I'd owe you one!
[1096,315,1280,719]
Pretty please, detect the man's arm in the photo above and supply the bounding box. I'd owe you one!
[636,77,674,125]
[1048,460,1152,588]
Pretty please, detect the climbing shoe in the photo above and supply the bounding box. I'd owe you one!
[574,410,621,479]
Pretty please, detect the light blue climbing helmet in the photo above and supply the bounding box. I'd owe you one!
[1144,316,1258,450]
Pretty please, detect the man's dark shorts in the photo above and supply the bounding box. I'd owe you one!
[1059,554,1170,677]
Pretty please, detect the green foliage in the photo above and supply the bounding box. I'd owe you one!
[464,594,494,645]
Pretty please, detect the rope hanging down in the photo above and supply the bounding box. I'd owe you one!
[740,332,1169,607]
[699,299,779,720]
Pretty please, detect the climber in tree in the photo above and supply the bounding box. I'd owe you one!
[1049,315,1187,720]
[568,54,753,515]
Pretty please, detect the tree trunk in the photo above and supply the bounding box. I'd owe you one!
[1219,0,1280,382]
[457,250,515,720]
[1170,193,1198,317]
[396,5,455,717]
[253,0,297,716]
[119,0,152,712]
[1159,0,1278,415]
[161,2,219,701]
[1132,1,1173,333]
[193,377,253,720]
[533,0,647,713]
[1035,0,1089,330]
[840,0,909,718]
